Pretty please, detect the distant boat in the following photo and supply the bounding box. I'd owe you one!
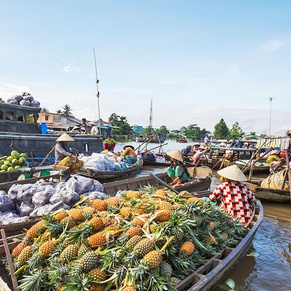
[176,137,187,143]
[136,133,165,143]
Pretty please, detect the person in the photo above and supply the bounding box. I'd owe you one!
[192,146,205,165]
[181,145,192,162]
[89,121,98,135]
[209,164,255,225]
[122,145,137,165]
[204,135,210,147]
[55,133,78,164]
[103,134,117,152]
[80,118,88,134]
[192,143,200,153]
[166,150,191,185]
[266,150,281,165]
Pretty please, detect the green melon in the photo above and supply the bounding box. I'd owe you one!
[1,164,8,171]
[20,153,28,159]
[7,166,15,171]
[12,159,19,166]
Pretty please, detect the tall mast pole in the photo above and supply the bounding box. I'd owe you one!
[269,97,273,137]
[149,99,153,133]
[93,48,101,135]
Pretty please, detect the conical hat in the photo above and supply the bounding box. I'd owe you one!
[166,150,183,162]
[56,133,75,142]
[217,165,247,182]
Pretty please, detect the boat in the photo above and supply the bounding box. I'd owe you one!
[176,199,263,290]
[177,137,188,143]
[76,159,144,182]
[0,195,263,291]
[135,133,166,143]
[140,152,170,166]
[234,159,271,173]
[0,103,104,163]
[103,166,212,196]
[0,165,70,193]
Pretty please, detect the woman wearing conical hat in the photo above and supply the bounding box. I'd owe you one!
[209,165,255,225]
[55,133,78,164]
[166,150,191,186]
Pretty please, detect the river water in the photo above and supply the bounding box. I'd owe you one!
[117,140,291,291]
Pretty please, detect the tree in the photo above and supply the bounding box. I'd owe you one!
[62,104,72,116]
[109,113,132,135]
[156,125,170,136]
[42,108,49,112]
[229,121,245,140]
[213,118,229,139]
[56,109,62,114]
[0,98,5,103]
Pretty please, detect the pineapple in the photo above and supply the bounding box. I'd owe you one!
[78,243,92,256]
[126,227,143,238]
[132,214,149,227]
[209,221,215,231]
[154,210,171,222]
[206,234,217,245]
[158,201,173,211]
[59,243,79,263]
[90,284,105,291]
[26,219,46,238]
[122,287,136,291]
[105,197,120,207]
[159,261,172,278]
[125,235,143,250]
[54,210,68,222]
[132,238,155,257]
[75,251,99,272]
[87,267,107,281]
[60,215,78,229]
[38,240,57,257]
[89,216,105,232]
[68,208,85,221]
[126,191,142,199]
[120,207,132,218]
[17,245,32,267]
[92,199,108,211]
[179,241,195,257]
[12,242,27,258]
[87,231,107,247]
[142,250,163,269]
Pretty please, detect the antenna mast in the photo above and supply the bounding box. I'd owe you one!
[149,99,153,132]
[93,48,101,135]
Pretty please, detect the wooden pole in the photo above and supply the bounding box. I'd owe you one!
[148,171,179,194]
[38,145,56,166]
[1,229,19,291]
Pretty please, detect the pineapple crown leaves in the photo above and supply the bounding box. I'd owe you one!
[18,268,50,291]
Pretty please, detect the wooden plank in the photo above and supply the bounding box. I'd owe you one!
[0,229,19,291]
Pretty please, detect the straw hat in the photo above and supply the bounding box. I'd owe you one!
[193,143,200,147]
[166,150,183,162]
[198,146,205,150]
[72,125,81,130]
[56,133,75,142]
[123,145,135,150]
[89,121,96,126]
[217,165,247,182]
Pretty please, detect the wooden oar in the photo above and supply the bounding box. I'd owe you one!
[38,145,55,166]
[148,171,179,194]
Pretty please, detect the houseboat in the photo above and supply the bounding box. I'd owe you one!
[0,103,103,162]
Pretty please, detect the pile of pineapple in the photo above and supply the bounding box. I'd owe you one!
[8,186,246,291]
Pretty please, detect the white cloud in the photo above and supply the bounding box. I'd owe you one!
[261,39,287,53]
[63,64,81,74]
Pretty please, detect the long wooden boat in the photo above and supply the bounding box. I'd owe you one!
[245,181,291,203]
[77,159,144,182]
[176,199,263,291]
[0,165,70,193]
[103,166,212,196]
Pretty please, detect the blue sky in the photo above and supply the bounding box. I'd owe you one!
[1,0,291,136]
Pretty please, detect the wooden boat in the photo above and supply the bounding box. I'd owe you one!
[0,165,70,193]
[176,199,263,290]
[103,166,212,196]
[77,159,144,182]
[177,137,188,143]
[0,199,263,291]
[245,181,290,203]
[140,152,170,167]
[234,159,270,173]
[135,133,166,143]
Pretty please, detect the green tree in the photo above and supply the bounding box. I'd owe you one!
[62,104,72,116]
[229,121,245,139]
[109,113,132,135]
[0,98,5,103]
[156,125,169,136]
[213,118,229,139]
[42,108,49,112]
[56,109,62,114]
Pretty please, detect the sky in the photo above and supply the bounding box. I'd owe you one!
[1,0,291,136]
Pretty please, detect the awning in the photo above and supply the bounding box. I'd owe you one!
[256,138,282,149]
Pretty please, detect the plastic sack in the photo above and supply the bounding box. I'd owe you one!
[0,190,15,212]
